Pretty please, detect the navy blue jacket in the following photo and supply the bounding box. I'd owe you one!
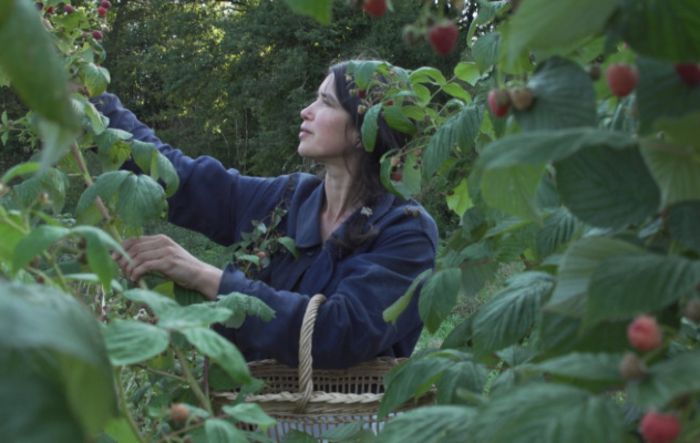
[95,93,438,369]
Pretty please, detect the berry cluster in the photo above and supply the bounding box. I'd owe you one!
[487,87,535,118]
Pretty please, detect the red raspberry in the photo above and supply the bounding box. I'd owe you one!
[428,21,459,55]
[606,63,638,97]
[100,0,112,9]
[627,315,662,352]
[390,171,402,181]
[362,0,387,17]
[487,89,510,118]
[97,6,107,17]
[170,403,189,424]
[92,30,103,40]
[63,4,75,13]
[639,412,681,443]
[45,6,54,14]
[675,63,700,87]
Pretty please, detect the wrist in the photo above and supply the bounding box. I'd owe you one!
[193,262,223,301]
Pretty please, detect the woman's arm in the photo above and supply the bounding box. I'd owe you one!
[218,225,437,369]
[93,93,290,246]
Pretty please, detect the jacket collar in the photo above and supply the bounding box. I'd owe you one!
[293,184,396,249]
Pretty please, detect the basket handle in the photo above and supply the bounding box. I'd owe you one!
[296,293,326,412]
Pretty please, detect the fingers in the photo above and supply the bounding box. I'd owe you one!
[111,235,176,281]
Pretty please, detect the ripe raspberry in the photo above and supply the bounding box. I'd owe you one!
[428,21,459,55]
[45,6,54,14]
[675,63,700,87]
[97,6,107,17]
[92,30,103,40]
[639,412,681,443]
[100,0,112,9]
[618,352,647,381]
[606,63,638,97]
[390,171,402,181]
[487,89,510,118]
[362,0,387,17]
[170,403,189,424]
[627,315,662,352]
[508,87,534,111]
[64,4,75,13]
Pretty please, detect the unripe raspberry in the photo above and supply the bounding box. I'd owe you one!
[97,6,107,17]
[508,87,535,111]
[639,412,681,443]
[627,315,662,352]
[683,299,700,323]
[619,352,647,381]
[255,250,267,260]
[170,403,189,424]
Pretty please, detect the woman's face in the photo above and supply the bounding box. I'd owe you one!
[298,74,360,163]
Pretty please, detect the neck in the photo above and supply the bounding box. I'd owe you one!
[323,164,360,223]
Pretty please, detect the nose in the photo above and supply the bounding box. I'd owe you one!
[300,102,313,120]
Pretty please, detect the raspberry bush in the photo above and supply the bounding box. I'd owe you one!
[2,0,700,442]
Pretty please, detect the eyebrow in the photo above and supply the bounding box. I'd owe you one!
[319,91,338,105]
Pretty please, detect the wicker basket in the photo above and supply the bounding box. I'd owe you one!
[214,293,433,441]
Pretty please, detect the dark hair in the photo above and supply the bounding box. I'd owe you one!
[326,61,411,257]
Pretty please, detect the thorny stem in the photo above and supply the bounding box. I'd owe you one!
[175,347,212,414]
[137,364,187,383]
[115,367,147,443]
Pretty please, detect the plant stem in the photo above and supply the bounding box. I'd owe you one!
[115,367,146,443]
[175,347,212,414]
[137,364,187,383]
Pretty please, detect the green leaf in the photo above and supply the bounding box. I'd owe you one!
[0,211,25,263]
[526,353,623,383]
[0,0,78,129]
[640,139,700,207]
[637,57,700,135]
[12,166,69,213]
[535,208,580,259]
[378,406,475,443]
[514,57,597,130]
[380,350,470,418]
[442,82,472,102]
[409,67,447,86]
[115,174,167,227]
[103,320,170,366]
[158,304,233,330]
[423,104,481,178]
[481,164,544,222]
[454,62,480,86]
[502,0,616,65]
[71,226,124,290]
[361,104,381,153]
[392,150,421,199]
[204,418,248,443]
[435,360,489,404]
[441,316,473,350]
[555,145,661,229]
[277,236,299,258]
[282,430,317,443]
[614,0,700,62]
[76,170,129,218]
[545,237,644,316]
[472,272,554,354]
[12,225,70,272]
[472,32,500,73]
[668,201,700,253]
[102,417,141,443]
[284,0,332,24]
[130,140,180,197]
[81,98,108,135]
[477,128,636,170]
[383,105,416,135]
[585,254,700,326]
[418,268,461,333]
[445,178,473,217]
[384,269,431,325]
[216,292,275,329]
[628,350,700,408]
[181,327,251,384]
[1,161,40,184]
[123,289,179,317]
[470,383,625,443]
[79,63,110,97]
[222,403,276,431]
[0,282,117,436]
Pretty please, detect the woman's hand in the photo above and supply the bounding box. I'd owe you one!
[113,234,223,300]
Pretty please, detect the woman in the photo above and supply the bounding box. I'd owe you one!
[95,60,438,369]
